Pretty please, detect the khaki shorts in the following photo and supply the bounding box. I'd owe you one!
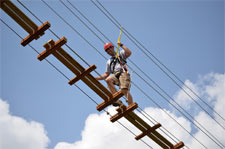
[111,72,131,90]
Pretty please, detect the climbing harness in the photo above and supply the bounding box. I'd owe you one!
[110,26,129,78]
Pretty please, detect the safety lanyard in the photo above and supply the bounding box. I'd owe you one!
[115,27,122,59]
[115,27,128,73]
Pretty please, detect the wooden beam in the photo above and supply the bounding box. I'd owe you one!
[21,21,50,46]
[68,65,96,85]
[37,37,66,61]
[110,102,138,122]
[128,112,174,148]
[96,90,124,111]
[4,0,38,30]
[173,142,184,149]
[124,114,169,149]
[0,0,7,8]
[135,123,161,140]
[86,75,113,99]
[1,3,33,34]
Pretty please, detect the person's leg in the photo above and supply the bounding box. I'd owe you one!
[127,92,133,105]
[105,75,117,94]
[106,75,122,106]
[119,72,133,106]
[121,89,133,105]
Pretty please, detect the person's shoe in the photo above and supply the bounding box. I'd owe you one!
[112,100,122,107]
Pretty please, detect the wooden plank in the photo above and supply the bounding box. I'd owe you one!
[173,142,184,149]
[135,123,161,140]
[4,0,38,30]
[0,0,7,8]
[21,21,50,46]
[1,3,33,34]
[129,112,174,148]
[57,49,112,99]
[110,102,138,122]
[52,49,109,101]
[96,90,124,111]
[124,114,169,149]
[86,74,113,99]
[68,64,96,85]
[37,37,67,61]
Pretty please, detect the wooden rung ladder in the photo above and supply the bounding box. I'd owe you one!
[1,0,50,46]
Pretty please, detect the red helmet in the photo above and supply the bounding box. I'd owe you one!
[104,42,114,51]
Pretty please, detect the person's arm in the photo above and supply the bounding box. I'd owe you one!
[117,41,132,58]
[96,72,110,80]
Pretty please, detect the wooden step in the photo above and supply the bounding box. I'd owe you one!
[37,37,67,61]
[173,142,184,149]
[96,90,124,111]
[110,102,138,122]
[135,123,161,140]
[21,21,50,46]
[68,65,96,85]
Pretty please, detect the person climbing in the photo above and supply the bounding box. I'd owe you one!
[96,41,133,107]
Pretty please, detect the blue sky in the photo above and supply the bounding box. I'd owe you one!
[0,0,224,149]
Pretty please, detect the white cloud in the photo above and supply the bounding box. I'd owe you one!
[174,73,225,148]
[0,99,50,149]
[54,106,191,149]
[54,72,225,149]
[173,79,199,110]
[55,108,148,149]
[204,73,225,121]
[191,111,225,149]
[174,73,225,115]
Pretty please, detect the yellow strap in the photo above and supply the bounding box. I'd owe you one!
[116,27,122,58]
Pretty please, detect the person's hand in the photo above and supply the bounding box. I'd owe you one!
[117,41,123,47]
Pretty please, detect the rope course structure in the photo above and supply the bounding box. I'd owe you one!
[1,0,223,148]
[0,1,184,147]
